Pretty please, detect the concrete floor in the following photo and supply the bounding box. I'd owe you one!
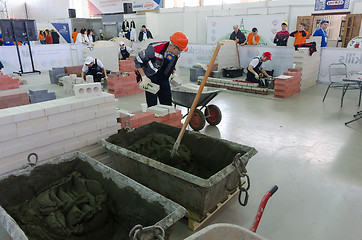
[1,69,362,240]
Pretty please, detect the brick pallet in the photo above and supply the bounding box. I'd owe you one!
[119,59,136,72]
[0,91,29,109]
[117,109,183,129]
[107,72,144,97]
[0,75,20,91]
[64,66,82,77]
[273,69,302,98]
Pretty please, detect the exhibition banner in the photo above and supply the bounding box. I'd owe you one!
[178,44,214,68]
[88,0,161,15]
[318,48,362,83]
[315,0,350,11]
[207,14,287,46]
[51,23,71,43]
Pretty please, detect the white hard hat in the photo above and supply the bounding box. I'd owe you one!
[119,41,125,45]
[84,56,94,65]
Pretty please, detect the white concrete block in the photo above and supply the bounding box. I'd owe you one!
[147,106,169,116]
[0,109,14,126]
[74,120,98,137]
[75,77,85,84]
[83,96,106,107]
[86,75,94,83]
[95,107,117,118]
[104,93,115,103]
[0,153,27,176]
[47,115,73,129]
[8,107,31,122]
[158,104,176,113]
[100,124,121,138]
[74,83,102,97]
[98,101,116,110]
[77,130,101,143]
[70,100,84,110]
[63,138,79,153]
[107,118,117,128]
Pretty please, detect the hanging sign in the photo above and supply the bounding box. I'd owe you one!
[315,0,350,11]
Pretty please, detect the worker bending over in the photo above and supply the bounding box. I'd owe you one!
[118,41,133,60]
[246,52,272,87]
[81,56,107,83]
[134,32,188,107]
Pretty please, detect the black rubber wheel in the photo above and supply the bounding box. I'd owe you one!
[189,109,206,131]
[205,104,222,126]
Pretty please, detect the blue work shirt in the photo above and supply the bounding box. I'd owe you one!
[313,28,328,47]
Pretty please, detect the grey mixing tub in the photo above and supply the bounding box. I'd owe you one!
[0,151,186,240]
[101,122,257,218]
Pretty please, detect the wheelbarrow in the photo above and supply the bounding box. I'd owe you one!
[171,83,223,131]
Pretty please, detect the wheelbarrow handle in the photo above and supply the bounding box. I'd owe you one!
[250,185,278,233]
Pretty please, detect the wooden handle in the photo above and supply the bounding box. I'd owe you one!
[236,41,241,67]
[172,43,222,155]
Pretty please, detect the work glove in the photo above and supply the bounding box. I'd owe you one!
[254,73,259,80]
[140,75,152,89]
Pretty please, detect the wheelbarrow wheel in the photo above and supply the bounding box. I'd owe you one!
[189,109,205,131]
[205,104,222,126]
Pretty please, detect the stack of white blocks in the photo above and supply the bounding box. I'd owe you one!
[147,105,169,116]
[293,37,322,91]
[0,92,121,175]
[216,40,239,71]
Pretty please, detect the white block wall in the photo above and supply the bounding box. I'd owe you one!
[0,93,121,175]
[216,40,239,70]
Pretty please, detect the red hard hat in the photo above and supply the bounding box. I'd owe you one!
[170,32,189,52]
[263,52,272,60]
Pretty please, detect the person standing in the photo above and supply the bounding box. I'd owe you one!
[51,29,60,44]
[87,29,95,44]
[72,28,78,43]
[81,56,107,83]
[138,25,153,42]
[290,23,308,46]
[45,29,53,44]
[76,28,89,45]
[246,52,272,87]
[38,31,46,44]
[230,25,246,45]
[313,20,329,47]
[247,28,260,45]
[274,22,289,46]
[134,32,188,107]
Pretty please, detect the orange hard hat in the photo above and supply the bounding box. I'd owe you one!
[170,32,188,52]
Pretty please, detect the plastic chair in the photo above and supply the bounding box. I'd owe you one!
[322,63,359,107]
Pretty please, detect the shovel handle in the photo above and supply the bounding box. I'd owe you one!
[172,43,221,155]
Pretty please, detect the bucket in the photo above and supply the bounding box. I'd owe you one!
[0,152,186,240]
[101,122,257,218]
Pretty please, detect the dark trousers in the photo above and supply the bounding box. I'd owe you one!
[246,71,260,84]
[146,73,172,107]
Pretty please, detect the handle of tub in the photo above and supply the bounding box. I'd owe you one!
[232,153,250,206]
[124,121,133,132]
[27,153,38,168]
[129,224,165,240]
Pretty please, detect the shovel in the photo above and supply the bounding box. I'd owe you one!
[171,43,222,157]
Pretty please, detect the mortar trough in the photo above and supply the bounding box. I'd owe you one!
[0,151,186,240]
[101,122,257,218]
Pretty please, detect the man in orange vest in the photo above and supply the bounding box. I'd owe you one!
[290,23,308,46]
[135,32,188,107]
[247,28,260,45]
[72,28,78,43]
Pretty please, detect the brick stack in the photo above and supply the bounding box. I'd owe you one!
[273,71,301,98]
[0,75,20,90]
[117,108,183,129]
[119,59,136,72]
[198,77,268,95]
[0,93,120,175]
[107,72,143,97]
[0,91,30,109]
[64,66,83,77]
[29,89,56,103]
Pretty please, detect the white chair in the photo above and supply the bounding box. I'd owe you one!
[322,63,359,107]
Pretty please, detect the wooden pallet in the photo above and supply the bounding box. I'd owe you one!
[186,183,244,231]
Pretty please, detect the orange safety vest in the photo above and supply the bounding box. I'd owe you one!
[39,34,45,41]
[293,30,309,46]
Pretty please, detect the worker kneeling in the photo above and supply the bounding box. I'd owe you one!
[246,52,272,87]
[81,56,107,83]
[134,32,188,107]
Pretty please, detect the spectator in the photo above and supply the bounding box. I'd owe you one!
[45,29,53,44]
[51,29,60,44]
[38,31,46,44]
[274,22,289,46]
[87,29,95,44]
[313,20,329,47]
[230,25,246,45]
[247,28,260,45]
[76,28,89,45]
[290,23,308,46]
[138,25,153,42]
[0,31,4,46]
[72,28,78,43]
